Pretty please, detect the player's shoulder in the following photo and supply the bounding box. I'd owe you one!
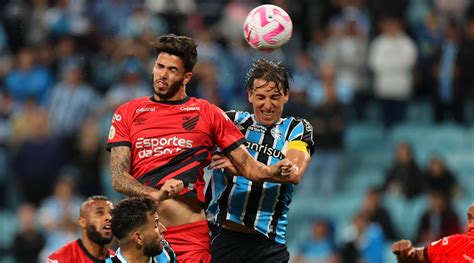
[225,110,251,123]
[115,96,151,112]
[285,116,313,131]
[47,240,78,261]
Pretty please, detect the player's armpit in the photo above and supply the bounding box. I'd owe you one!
[110,146,161,200]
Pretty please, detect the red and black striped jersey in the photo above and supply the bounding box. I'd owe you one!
[106,96,245,202]
[47,239,114,263]
[424,230,474,263]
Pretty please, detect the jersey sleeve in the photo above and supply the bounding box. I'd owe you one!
[209,105,245,155]
[287,118,315,156]
[425,234,463,262]
[106,103,132,151]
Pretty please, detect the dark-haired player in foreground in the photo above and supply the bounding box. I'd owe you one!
[106,34,295,262]
[47,195,114,262]
[392,203,474,262]
[207,58,315,262]
[107,197,175,263]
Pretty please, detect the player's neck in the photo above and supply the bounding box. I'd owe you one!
[120,246,151,263]
[81,237,108,260]
[153,91,187,102]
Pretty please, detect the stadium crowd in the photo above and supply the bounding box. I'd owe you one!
[0,0,473,262]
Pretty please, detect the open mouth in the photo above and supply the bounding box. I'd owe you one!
[103,224,112,233]
[156,80,167,88]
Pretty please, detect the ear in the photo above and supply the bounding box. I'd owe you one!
[132,231,144,246]
[247,90,254,103]
[283,90,289,103]
[182,72,193,86]
[78,217,87,229]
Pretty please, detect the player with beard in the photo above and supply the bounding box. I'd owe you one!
[107,197,176,263]
[392,203,474,262]
[47,196,114,262]
[106,34,295,262]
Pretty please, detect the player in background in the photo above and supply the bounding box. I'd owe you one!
[206,58,315,262]
[392,203,474,262]
[47,195,114,263]
[106,34,295,262]
[107,197,176,263]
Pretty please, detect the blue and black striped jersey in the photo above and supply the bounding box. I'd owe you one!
[206,111,315,244]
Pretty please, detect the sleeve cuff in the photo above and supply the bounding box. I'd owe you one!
[221,138,246,155]
[106,141,132,152]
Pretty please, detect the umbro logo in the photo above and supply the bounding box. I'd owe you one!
[182,115,199,130]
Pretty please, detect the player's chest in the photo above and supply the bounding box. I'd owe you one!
[129,108,211,140]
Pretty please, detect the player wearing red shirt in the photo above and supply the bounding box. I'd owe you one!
[107,34,295,262]
[392,203,474,263]
[47,196,115,263]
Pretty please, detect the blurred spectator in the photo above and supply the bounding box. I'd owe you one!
[12,109,65,205]
[145,0,196,34]
[48,61,99,137]
[294,218,338,263]
[414,10,442,97]
[192,61,226,108]
[433,19,464,123]
[457,16,474,101]
[89,36,121,94]
[291,51,316,101]
[89,0,140,36]
[416,190,461,244]
[71,117,104,197]
[9,97,46,148]
[37,175,82,261]
[119,5,168,42]
[24,0,49,46]
[361,187,398,240]
[1,0,29,52]
[325,11,369,120]
[11,203,45,263]
[423,157,458,200]
[104,58,149,112]
[308,64,353,107]
[383,142,423,199]
[305,68,346,197]
[43,0,90,38]
[369,17,417,128]
[4,47,53,107]
[340,211,385,263]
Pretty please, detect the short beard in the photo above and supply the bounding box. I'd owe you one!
[152,74,184,100]
[86,224,112,246]
[143,240,163,258]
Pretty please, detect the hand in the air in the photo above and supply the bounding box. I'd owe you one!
[392,239,416,262]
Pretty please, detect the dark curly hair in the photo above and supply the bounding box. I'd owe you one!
[153,34,198,72]
[245,58,292,95]
[111,197,159,240]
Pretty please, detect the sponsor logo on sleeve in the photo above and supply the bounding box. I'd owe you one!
[136,107,155,114]
[108,126,116,139]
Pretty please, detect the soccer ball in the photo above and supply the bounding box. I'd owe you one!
[243,4,293,51]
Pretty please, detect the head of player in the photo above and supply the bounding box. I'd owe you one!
[152,34,197,101]
[245,58,291,127]
[79,195,114,257]
[111,197,166,260]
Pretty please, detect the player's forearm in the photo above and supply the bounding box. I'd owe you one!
[228,146,287,183]
[110,146,165,200]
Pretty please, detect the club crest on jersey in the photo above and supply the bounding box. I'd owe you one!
[182,115,199,130]
[271,127,283,139]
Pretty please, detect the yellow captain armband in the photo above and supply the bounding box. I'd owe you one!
[286,140,310,155]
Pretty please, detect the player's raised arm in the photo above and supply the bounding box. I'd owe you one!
[110,146,181,201]
[391,240,425,263]
[224,145,294,183]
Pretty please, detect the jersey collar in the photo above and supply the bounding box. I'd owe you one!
[77,239,109,263]
[115,248,155,263]
[149,96,190,105]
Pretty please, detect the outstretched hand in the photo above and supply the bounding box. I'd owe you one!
[392,240,417,263]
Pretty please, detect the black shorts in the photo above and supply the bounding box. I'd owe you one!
[210,225,289,263]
